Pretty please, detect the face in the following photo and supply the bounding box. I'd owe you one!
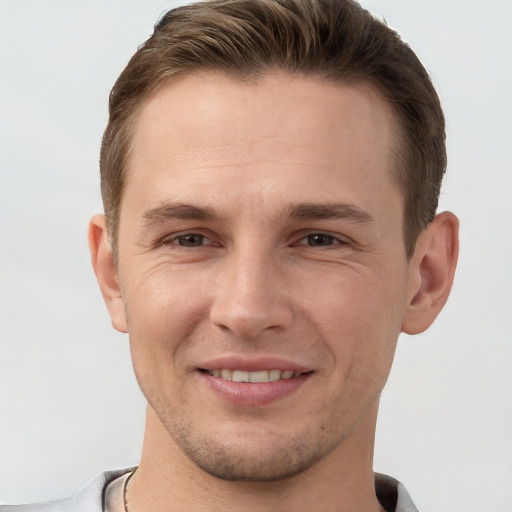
[114,72,415,481]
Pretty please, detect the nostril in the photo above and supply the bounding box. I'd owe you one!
[210,303,293,339]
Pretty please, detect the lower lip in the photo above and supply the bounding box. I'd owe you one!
[198,371,311,406]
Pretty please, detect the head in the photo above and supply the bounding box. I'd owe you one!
[90,0,458,488]
[100,0,446,263]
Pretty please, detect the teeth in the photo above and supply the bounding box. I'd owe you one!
[208,369,302,382]
[221,369,232,380]
[268,369,281,382]
[250,370,270,383]
[232,370,250,383]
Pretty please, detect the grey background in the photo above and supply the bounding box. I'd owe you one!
[1,1,511,510]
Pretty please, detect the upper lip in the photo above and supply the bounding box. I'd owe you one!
[198,356,311,373]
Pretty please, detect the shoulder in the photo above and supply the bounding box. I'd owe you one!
[0,468,133,512]
[375,473,419,512]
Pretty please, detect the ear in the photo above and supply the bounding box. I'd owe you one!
[401,212,459,334]
[88,214,128,333]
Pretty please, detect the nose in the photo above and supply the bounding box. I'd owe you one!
[209,246,294,339]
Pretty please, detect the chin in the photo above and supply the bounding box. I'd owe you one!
[160,410,344,482]
[177,431,328,482]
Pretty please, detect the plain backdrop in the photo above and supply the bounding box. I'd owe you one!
[1,1,511,510]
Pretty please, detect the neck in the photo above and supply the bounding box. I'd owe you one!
[127,405,384,512]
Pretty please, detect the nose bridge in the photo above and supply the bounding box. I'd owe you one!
[209,238,292,338]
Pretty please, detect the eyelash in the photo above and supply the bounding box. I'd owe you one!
[295,233,347,247]
[162,233,214,248]
[161,232,348,249]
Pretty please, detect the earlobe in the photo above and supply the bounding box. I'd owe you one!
[88,214,128,333]
[401,212,459,335]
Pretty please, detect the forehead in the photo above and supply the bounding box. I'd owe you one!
[133,72,398,158]
[124,72,401,220]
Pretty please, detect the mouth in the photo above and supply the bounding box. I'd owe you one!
[197,358,312,405]
[203,369,305,383]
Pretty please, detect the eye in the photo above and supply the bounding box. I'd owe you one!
[298,233,342,247]
[166,233,211,247]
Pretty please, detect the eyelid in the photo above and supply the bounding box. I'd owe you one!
[294,231,350,246]
[156,229,351,249]
[161,230,217,247]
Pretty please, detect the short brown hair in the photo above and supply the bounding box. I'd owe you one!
[100,0,446,260]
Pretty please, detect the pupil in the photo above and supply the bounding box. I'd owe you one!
[179,234,203,246]
[308,234,332,246]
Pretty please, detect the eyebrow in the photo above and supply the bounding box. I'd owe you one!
[141,201,374,226]
[286,203,374,223]
[142,203,218,226]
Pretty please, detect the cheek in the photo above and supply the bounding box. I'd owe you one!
[121,264,212,375]
[125,260,207,328]
[299,267,406,372]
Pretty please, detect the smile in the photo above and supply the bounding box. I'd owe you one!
[206,369,304,382]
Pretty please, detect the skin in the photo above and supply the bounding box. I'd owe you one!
[90,72,458,512]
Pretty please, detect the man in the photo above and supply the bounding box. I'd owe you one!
[1,0,458,511]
